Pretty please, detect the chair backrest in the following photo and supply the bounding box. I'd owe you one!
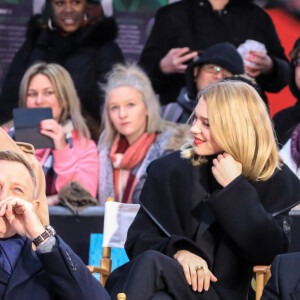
[102,200,140,248]
[253,265,271,300]
[89,198,140,286]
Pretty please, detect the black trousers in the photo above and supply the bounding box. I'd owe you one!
[107,250,220,300]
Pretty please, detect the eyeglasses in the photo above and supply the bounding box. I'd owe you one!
[293,58,300,67]
[202,64,232,77]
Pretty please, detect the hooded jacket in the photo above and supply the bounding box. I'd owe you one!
[273,37,300,147]
[0,15,124,125]
[139,0,289,105]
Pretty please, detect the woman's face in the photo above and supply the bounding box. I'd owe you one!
[107,86,148,145]
[26,74,63,121]
[191,96,223,156]
[51,0,86,36]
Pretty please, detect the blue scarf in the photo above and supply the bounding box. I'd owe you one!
[0,234,25,296]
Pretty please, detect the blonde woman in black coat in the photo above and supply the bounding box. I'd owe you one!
[107,81,300,300]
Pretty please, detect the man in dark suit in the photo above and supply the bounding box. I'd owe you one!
[0,149,110,300]
[261,253,300,300]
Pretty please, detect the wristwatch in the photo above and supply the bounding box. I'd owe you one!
[32,224,56,247]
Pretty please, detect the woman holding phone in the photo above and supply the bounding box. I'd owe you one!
[8,62,99,205]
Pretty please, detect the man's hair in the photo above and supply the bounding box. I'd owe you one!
[0,150,37,197]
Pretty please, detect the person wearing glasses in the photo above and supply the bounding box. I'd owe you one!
[273,37,300,148]
[162,42,244,123]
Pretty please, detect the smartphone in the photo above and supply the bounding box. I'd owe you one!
[13,107,54,149]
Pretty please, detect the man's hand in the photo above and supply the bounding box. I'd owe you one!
[174,250,217,292]
[212,153,242,187]
[0,197,44,240]
[159,47,198,74]
[244,51,273,77]
[40,119,67,150]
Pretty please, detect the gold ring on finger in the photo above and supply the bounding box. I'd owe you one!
[195,266,204,271]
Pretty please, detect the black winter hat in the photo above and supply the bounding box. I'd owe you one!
[185,42,244,99]
[189,42,244,75]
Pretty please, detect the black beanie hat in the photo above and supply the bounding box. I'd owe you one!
[185,42,244,99]
[189,42,244,75]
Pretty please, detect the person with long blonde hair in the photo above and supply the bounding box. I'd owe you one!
[107,81,300,300]
[9,62,99,205]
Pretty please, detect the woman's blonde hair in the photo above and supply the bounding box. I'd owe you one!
[181,80,281,182]
[101,63,166,146]
[19,62,90,139]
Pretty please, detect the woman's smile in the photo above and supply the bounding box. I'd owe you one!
[193,137,205,145]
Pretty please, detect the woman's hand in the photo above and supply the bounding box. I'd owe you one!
[173,250,217,292]
[40,119,67,150]
[159,47,198,74]
[212,153,242,187]
[244,51,273,77]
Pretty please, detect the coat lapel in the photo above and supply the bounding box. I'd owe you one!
[190,163,216,236]
[5,239,42,297]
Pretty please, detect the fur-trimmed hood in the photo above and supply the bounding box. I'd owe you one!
[25,14,119,48]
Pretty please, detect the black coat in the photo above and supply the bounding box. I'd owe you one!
[123,151,300,300]
[0,16,124,124]
[139,0,289,105]
[261,252,300,300]
[273,37,300,148]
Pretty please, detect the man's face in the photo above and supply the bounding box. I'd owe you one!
[194,64,233,91]
[295,51,300,90]
[0,160,34,238]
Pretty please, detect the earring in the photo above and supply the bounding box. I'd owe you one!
[84,13,88,21]
[48,18,57,31]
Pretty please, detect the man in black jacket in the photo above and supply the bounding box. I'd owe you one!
[261,252,300,300]
[139,0,289,105]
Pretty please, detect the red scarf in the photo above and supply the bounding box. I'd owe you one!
[109,133,157,203]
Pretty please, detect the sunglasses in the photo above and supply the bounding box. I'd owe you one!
[202,64,232,77]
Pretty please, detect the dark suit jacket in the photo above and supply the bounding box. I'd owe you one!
[262,253,300,300]
[125,151,300,300]
[2,236,109,300]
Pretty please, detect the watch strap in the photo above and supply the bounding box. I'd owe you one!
[32,225,56,247]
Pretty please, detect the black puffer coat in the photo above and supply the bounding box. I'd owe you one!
[139,0,289,105]
[0,15,124,124]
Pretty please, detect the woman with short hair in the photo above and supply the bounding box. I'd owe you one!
[107,80,300,300]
